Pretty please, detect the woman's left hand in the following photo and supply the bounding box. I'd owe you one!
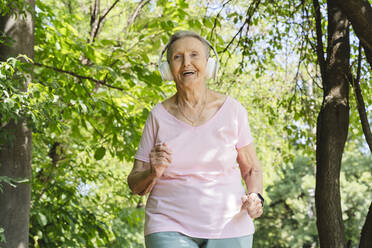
[241,193,263,219]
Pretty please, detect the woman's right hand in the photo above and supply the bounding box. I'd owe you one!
[149,142,172,179]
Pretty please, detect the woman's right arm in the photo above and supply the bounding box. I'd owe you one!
[127,159,157,196]
[127,143,172,196]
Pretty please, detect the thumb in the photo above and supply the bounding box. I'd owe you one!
[241,195,248,203]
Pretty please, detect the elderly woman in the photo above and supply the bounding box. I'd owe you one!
[127,30,263,248]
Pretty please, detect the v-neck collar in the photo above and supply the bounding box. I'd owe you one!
[158,96,230,128]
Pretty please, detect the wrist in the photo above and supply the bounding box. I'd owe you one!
[148,166,160,180]
[249,192,264,207]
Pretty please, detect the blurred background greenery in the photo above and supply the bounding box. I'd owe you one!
[0,0,371,247]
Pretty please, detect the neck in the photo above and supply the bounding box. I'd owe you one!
[176,84,208,107]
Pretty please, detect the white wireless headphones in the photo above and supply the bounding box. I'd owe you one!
[158,35,219,81]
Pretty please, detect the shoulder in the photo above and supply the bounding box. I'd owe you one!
[160,95,177,115]
[231,97,248,113]
[214,93,245,112]
[208,90,228,109]
[144,101,166,123]
[226,95,243,107]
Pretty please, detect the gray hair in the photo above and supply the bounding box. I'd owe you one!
[166,30,210,62]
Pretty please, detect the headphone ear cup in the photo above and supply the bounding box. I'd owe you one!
[159,61,174,81]
[206,58,217,79]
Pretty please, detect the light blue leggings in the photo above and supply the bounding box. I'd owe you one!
[145,232,253,248]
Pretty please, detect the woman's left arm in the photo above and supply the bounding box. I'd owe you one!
[237,143,264,218]
[237,143,263,194]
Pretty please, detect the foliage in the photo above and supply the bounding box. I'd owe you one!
[0,227,4,243]
[0,0,28,17]
[0,0,370,247]
[253,145,371,247]
[0,56,33,129]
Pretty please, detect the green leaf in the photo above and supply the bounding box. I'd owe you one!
[37,212,48,226]
[94,147,106,160]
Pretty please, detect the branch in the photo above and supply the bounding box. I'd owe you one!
[209,0,234,41]
[123,0,150,33]
[350,43,372,153]
[100,0,120,23]
[90,0,99,28]
[90,0,120,42]
[33,62,126,92]
[34,142,63,202]
[336,0,372,53]
[312,0,326,82]
[221,0,261,53]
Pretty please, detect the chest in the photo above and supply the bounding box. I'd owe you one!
[155,117,240,174]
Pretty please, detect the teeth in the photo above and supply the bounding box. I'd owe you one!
[183,71,194,75]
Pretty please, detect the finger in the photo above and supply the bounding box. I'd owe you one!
[249,208,261,218]
[242,196,251,207]
[154,143,163,151]
[155,152,172,163]
[248,200,258,211]
[258,208,263,216]
[248,194,262,207]
[246,196,255,207]
[251,208,263,218]
[253,196,261,204]
[158,150,172,157]
[254,199,263,208]
[166,155,172,163]
[159,155,172,164]
[241,195,248,203]
[153,157,170,165]
[251,200,261,208]
[248,193,259,201]
[248,205,256,214]
[155,144,172,155]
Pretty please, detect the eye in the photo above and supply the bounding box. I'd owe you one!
[173,54,182,60]
[191,52,198,57]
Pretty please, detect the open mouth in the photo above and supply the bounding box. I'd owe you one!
[182,71,196,76]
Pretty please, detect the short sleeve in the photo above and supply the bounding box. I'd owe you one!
[134,110,157,163]
[235,102,254,150]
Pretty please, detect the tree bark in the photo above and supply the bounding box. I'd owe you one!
[360,202,372,248]
[335,0,372,68]
[0,0,34,247]
[315,0,350,247]
[335,1,372,245]
[350,45,372,153]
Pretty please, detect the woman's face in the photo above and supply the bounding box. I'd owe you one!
[169,37,208,86]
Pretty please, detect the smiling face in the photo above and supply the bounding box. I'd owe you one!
[168,36,209,86]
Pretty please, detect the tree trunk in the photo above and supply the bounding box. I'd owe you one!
[315,0,350,247]
[359,202,372,248]
[0,0,35,247]
[335,0,372,68]
[335,1,372,246]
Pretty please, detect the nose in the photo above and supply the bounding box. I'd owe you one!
[183,54,191,67]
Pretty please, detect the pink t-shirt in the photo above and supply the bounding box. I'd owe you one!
[134,96,255,238]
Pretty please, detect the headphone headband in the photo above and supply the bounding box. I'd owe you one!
[158,35,219,81]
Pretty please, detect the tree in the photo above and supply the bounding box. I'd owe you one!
[334,2,372,245]
[0,0,35,247]
[312,0,372,246]
[0,0,370,247]
[313,0,350,246]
